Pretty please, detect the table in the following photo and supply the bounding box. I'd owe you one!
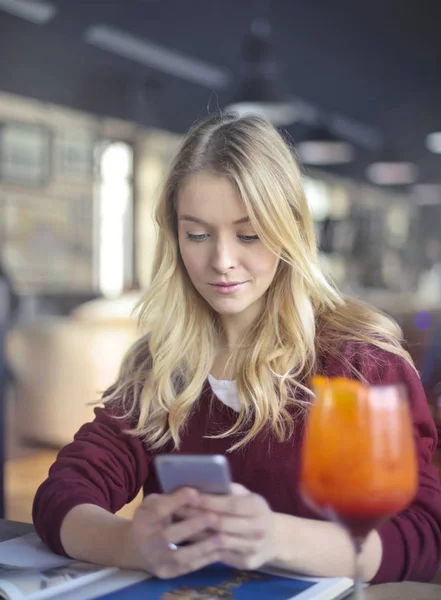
[0,520,439,599]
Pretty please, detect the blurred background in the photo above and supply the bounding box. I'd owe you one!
[0,0,441,529]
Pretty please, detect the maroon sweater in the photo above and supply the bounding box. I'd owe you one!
[33,343,441,584]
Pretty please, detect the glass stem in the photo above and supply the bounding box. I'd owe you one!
[353,536,365,600]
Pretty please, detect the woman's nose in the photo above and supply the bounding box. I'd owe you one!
[210,239,236,273]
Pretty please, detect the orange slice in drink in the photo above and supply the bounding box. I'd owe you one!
[310,375,368,412]
[311,375,367,395]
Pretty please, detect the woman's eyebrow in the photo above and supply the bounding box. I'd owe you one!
[178,215,251,225]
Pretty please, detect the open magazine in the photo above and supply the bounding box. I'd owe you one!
[0,533,355,600]
[0,533,147,600]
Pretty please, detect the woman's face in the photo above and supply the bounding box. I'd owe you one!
[177,172,280,327]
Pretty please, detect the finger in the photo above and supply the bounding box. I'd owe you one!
[215,533,258,556]
[166,513,217,546]
[185,530,211,543]
[200,491,264,517]
[209,515,266,540]
[173,506,264,541]
[157,537,222,579]
[173,505,204,521]
[230,483,249,496]
[173,508,214,542]
[218,550,261,571]
[156,548,221,579]
[172,507,217,543]
[141,488,201,522]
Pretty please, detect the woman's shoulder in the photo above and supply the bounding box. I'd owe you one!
[318,338,414,386]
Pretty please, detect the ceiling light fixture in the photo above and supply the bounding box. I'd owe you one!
[366,162,418,185]
[295,124,355,165]
[0,0,56,24]
[84,24,230,89]
[366,145,418,186]
[226,19,297,126]
[425,131,441,154]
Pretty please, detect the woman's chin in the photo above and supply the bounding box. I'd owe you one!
[206,298,247,316]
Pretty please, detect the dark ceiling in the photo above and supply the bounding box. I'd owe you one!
[2,0,441,184]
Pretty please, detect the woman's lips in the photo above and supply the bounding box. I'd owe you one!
[210,282,247,294]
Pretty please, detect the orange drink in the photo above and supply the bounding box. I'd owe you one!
[301,376,418,538]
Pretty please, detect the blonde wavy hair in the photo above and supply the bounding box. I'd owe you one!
[106,112,413,451]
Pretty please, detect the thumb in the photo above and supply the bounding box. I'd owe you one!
[230,482,250,496]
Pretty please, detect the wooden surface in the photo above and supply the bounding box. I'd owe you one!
[4,447,141,523]
[0,520,439,599]
[347,581,441,599]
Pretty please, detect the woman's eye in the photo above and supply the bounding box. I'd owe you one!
[239,235,259,243]
[186,233,208,242]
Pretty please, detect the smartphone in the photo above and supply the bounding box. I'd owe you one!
[154,454,232,495]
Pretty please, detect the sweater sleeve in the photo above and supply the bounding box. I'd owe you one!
[353,347,441,583]
[32,402,151,557]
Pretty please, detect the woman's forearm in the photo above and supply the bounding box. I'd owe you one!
[271,513,382,582]
[60,504,142,570]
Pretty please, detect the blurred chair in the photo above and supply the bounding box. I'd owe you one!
[8,315,140,447]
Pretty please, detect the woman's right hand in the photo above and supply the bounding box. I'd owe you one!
[121,487,221,578]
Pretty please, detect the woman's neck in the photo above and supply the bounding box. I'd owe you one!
[211,346,235,380]
[218,297,263,349]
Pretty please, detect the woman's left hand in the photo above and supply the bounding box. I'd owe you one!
[198,483,277,570]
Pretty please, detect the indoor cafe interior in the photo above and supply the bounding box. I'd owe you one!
[0,0,441,588]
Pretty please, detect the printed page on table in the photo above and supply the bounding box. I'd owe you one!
[0,561,119,600]
[95,563,354,600]
[0,533,122,600]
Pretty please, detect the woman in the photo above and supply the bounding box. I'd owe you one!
[33,113,441,583]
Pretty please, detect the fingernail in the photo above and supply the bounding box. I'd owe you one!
[184,488,199,501]
[192,492,202,505]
